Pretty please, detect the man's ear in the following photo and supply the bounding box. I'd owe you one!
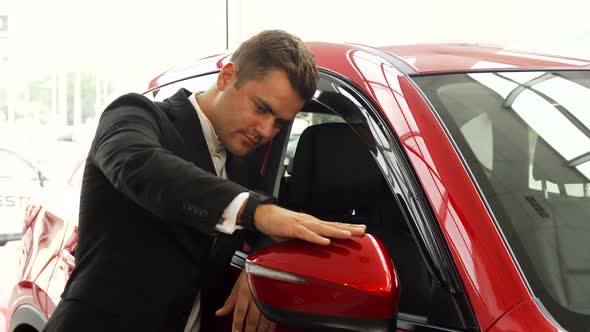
[217,62,237,91]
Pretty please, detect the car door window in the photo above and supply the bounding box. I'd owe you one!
[274,73,477,332]
[414,71,590,330]
[284,112,344,174]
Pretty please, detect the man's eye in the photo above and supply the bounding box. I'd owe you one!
[255,105,266,114]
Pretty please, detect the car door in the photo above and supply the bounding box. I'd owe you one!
[272,71,480,331]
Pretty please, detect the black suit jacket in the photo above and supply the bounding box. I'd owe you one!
[59,89,263,331]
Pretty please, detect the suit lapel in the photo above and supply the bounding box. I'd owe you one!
[161,88,216,175]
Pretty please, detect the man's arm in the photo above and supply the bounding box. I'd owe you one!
[91,96,247,236]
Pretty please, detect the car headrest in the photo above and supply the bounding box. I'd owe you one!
[288,123,384,216]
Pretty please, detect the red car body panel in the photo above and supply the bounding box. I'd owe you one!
[488,300,560,331]
[381,44,590,73]
[9,42,589,331]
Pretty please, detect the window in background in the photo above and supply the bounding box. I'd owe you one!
[0,15,7,33]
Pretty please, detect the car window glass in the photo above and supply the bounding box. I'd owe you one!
[414,71,590,331]
[283,112,344,175]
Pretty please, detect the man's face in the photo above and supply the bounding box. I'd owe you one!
[211,63,305,157]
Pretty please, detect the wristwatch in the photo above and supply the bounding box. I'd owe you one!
[240,191,277,232]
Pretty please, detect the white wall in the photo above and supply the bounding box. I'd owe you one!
[228,0,590,59]
[9,0,590,73]
[9,0,228,91]
[5,0,590,95]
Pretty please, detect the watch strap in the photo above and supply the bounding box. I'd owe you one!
[240,191,276,232]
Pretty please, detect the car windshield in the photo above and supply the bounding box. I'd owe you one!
[413,70,590,331]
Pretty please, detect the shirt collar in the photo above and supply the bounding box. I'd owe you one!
[189,92,225,157]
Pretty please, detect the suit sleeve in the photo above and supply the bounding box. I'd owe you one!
[90,99,247,236]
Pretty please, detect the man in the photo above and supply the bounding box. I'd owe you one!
[43,30,365,332]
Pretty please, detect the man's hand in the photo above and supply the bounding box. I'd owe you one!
[253,204,366,245]
[215,270,276,332]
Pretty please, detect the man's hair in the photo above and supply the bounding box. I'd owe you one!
[230,30,319,100]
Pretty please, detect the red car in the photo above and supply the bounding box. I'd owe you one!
[6,42,590,332]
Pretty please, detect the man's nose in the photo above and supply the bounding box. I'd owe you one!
[257,115,275,139]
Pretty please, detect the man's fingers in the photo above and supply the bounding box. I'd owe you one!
[292,224,331,245]
[300,220,353,240]
[256,315,276,332]
[349,226,366,236]
[320,220,367,236]
[215,302,233,317]
[297,213,366,237]
[232,273,253,332]
[254,205,366,244]
[215,283,239,317]
[232,296,249,332]
[245,299,262,332]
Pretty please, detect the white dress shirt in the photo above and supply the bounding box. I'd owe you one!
[189,92,249,233]
[184,92,249,332]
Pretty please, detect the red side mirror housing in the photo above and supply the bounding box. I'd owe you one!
[246,234,400,331]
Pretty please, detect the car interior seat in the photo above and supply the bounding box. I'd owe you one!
[285,122,383,220]
[281,122,432,316]
[529,134,590,313]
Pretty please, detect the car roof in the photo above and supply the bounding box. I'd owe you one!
[379,43,590,74]
[147,42,590,91]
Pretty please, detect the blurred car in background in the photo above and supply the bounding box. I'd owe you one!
[0,147,48,246]
[5,42,590,332]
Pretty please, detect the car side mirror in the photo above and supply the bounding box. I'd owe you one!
[246,234,399,332]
